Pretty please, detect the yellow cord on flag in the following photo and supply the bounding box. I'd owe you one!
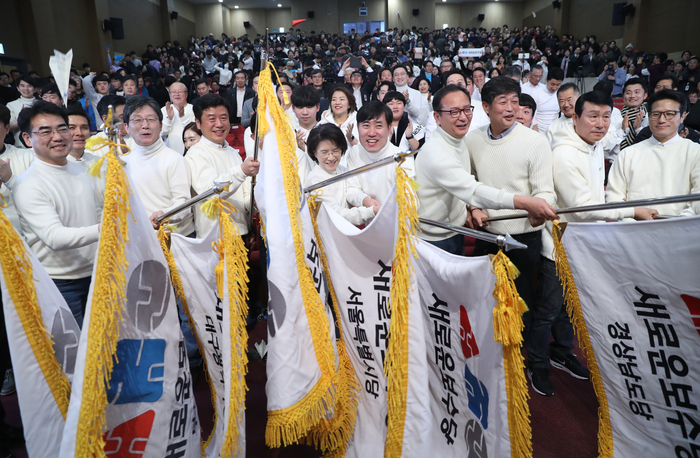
[156,225,210,457]
[75,122,132,457]
[384,166,419,458]
[307,193,360,456]
[257,62,340,451]
[0,204,71,419]
[552,221,613,458]
[491,251,532,458]
[203,198,251,457]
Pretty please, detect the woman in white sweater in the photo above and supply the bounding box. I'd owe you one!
[318,85,359,151]
[304,124,377,226]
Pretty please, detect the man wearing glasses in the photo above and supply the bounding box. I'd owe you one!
[607,89,700,217]
[161,82,195,155]
[14,101,103,328]
[415,82,557,256]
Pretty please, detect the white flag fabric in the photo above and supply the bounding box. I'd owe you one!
[314,187,517,457]
[558,216,700,457]
[168,223,245,457]
[0,209,78,458]
[60,155,200,457]
[49,49,73,106]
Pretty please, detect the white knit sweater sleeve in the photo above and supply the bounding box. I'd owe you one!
[161,154,193,223]
[186,148,246,196]
[344,147,370,207]
[527,135,557,206]
[605,149,630,204]
[682,148,700,216]
[161,106,174,137]
[305,167,374,226]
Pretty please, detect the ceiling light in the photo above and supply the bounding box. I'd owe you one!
[234,5,239,8]
[277,3,282,6]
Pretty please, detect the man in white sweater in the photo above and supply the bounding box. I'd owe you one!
[416,84,557,256]
[0,104,34,232]
[161,82,195,155]
[545,83,580,144]
[7,75,38,148]
[535,91,657,396]
[186,94,259,238]
[607,89,700,216]
[291,85,320,183]
[345,102,415,209]
[14,101,102,328]
[532,67,564,136]
[66,106,99,167]
[392,65,428,126]
[121,97,195,236]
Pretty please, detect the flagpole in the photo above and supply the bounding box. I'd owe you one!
[303,150,417,194]
[418,218,528,251]
[481,193,700,223]
[155,181,232,223]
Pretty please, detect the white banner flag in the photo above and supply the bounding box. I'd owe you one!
[0,209,79,457]
[167,223,245,457]
[59,147,200,457]
[557,217,700,457]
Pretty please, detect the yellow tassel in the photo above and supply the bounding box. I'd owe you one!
[0,207,71,419]
[258,62,340,453]
[75,149,132,457]
[491,251,532,458]
[307,195,360,455]
[156,226,210,456]
[200,197,221,220]
[384,166,419,458]
[86,155,107,178]
[552,221,613,458]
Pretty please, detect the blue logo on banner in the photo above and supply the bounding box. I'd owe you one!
[107,339,166,405]
[464,363,489,430]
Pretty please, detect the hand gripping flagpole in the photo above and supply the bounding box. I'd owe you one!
[482,193,700,223]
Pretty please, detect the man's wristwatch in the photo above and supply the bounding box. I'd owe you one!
[406,135,414,140]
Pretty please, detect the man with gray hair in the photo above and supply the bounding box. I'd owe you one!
[161,82,195,155]
[520,65,545,96]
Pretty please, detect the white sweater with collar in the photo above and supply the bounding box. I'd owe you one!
[122,139,195,235]
[185,136,251,237]
[0,144,34,231]
[416,126,515,241]
[13,158,102,279]
[161,103,195,155]
[305,164,375,226]
[345,140,414,207]
[606,135,700,217]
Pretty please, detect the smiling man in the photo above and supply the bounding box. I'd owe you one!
[545,83,580,143]
[66,106,98,167]
[14,101,103,327]
[161,82,195,155]
[291,85,320,182]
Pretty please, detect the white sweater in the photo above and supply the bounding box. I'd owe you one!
[0,144,34,231]
[318,109,359,158]
[185,136,251,237]
[466,122,556,235]
[13,159,102,279]
[532,86,559,135]
[395,84,428,126]
[606,135,700,217]
[161,103,195,155]
[67,151,99,168]
[416,126,515,241]
[345,140,414,207]
[305,164,375,226]
[7,96,36,147]
[122,139,195,235]
[247,123,315,183]
[541,123,635,260]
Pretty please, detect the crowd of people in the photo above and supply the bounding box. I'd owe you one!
[0,23,699,457]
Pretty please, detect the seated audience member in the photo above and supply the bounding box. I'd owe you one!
[415,83,557,256]
[121,97,194,235]
[304,123,378,225]
[0,103,34,231]
[14,101,103,328]
[186,94,259,238]
[382,91,423,152]
[7,75,38,147]
[66,106,99,167]
[516,93,538,129]
[41,83,65,107]
[619,79,649,150]
[607,89,700,216]
[182,121,201,155]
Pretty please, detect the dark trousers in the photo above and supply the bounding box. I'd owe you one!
[53,276,92,329]
[526,257,575,369]
[473,230,542,343]
[425,234,465,256]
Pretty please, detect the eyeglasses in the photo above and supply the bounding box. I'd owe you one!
[317,150,342,158]
[649,110,680,121]
[31,126,70,138]
[437,107,474,118]
[130,117,160,127]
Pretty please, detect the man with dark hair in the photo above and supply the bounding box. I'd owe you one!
[392,64,428,125]
[82,73,110,112]
[520,65,544,96]
[598,58,626,96]
[471,67,487,103]
[641,52,669,93]
[0,103,34,231]
[502,65,522,82]
[65,106,98,166]
[416,83,556,256]
[608,89,700,216]
[0,72,19,106]
[7,75,38,147]
[545,82,580,142]
[109,73,124,96]
[186,94,259,238]
[290,85,321,181]
[346,61,377,110]
[516,93,537,128]
[194,78,210,101]
[14,101,102,328]
[41,83,64,107]
[310,68,331,100]
[373,81,396,102]
[535,91,658,395]
[226,71,255,124]
[620,79,649,150]
[532,67,564,135]
[345,101,413,207]
[93,95,133,155]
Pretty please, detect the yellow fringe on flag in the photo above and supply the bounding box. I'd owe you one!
[491,251,532,458]
[307,194,360,456]
[156,225,210,457]
[257,62,340,452]
[384,166,419,458]
[0,205,71,419]
[552,221,613,458]
[75,124,133,457]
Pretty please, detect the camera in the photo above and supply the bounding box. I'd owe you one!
[607,64,614,71]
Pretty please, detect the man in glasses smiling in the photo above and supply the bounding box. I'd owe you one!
[607,89,700,217]
[13,101,103,328]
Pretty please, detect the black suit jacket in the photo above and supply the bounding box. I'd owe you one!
[226,86,256,122]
